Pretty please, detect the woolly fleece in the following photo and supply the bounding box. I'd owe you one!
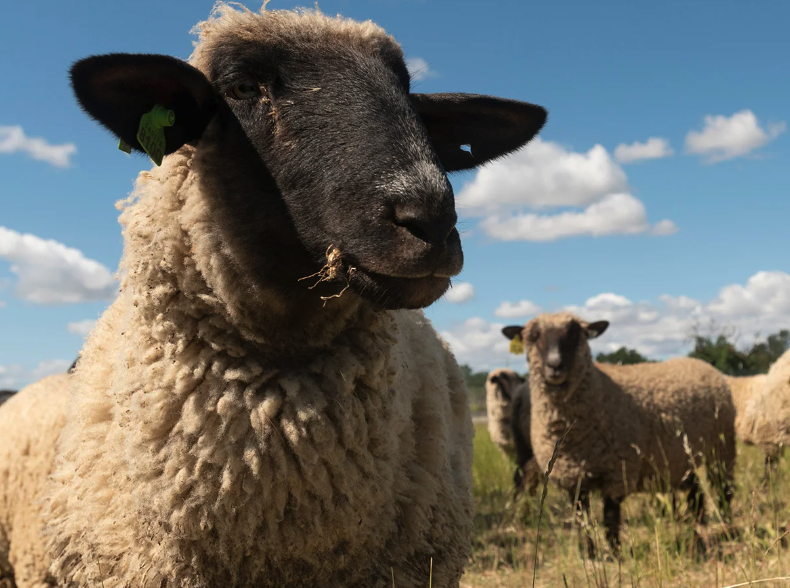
[0,375,69,588]
[725,374,768,446]
[38,152,474,588]
[527,312,736,501]
[0,8,475,587]
[741,348,790,458]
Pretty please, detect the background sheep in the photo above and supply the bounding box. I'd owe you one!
[0,4,547,587]
[738,348,790,467]
[484,369,541,497]
[502,312,736,554]
[485,369,526,458]
[0,391,15,406]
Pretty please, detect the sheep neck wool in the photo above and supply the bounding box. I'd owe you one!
[45,150,474,587]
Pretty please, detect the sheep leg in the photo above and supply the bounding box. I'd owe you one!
[569,489,595,558]
[603,496,622,554]
[707,460,734,523]
[684,473,705,524]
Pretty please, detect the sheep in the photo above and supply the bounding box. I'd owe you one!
[0,391,15,406]
[502,312,736,555]
[737,348,790,468]
[485,368,526,458]
[0,4,547,587]
[0,375,69,588]
[485,369,541,497]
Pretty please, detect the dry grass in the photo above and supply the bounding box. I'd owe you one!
[462,424,790,588]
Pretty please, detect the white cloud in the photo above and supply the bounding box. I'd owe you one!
[0,126,77,168]
[457,138,676,242]
[440,271,790,370]
[68,319,97,337]
[479,193,678,242]
[441,317,521,370]
[494,299,542,318]
[459,138,629,215]
[444,281,475,304]
[406,57,437,82]
[0,226,117,305]
[685,110,785,163]
[614,137,674,163]
[0,359,72,390]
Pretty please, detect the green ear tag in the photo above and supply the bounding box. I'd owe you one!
[118,139,132,154]
[136,104,175,166]
[509,334,524,355]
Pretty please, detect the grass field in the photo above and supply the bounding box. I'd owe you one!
[462,424,790,588]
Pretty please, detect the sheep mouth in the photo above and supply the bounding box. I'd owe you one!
[300,244,456,309]
[347,266,451,309]
[544,372,569,386]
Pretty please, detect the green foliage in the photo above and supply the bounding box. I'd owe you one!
[595,347,652,365]
[689,329,789,376]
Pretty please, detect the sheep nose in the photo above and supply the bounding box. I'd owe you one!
[394,207,457,247]
[546,349,562,369]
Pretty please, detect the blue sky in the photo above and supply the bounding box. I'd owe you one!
[1,0,789,386]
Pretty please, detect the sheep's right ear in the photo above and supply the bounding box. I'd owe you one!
[585,321,609,339]
[412,93,547,172]
[70,53,218,157]
[502,326,524,340]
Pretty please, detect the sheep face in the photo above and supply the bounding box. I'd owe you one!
[503,314,608,390]
[488,370,525,402]
[69,9,547,311]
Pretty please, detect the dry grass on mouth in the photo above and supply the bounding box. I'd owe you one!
[298,244,356,305]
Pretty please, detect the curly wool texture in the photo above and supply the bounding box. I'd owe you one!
[0,8,474,587]
[0,375,69,588]
[485,369,527,459]
[528,312,735,500]
[740,349,790,458]
[725,374,768,446]
[33,147,473,587]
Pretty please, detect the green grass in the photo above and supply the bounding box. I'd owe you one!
[463,424,790,588]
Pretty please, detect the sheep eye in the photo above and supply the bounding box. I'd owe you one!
[227,82,261,100]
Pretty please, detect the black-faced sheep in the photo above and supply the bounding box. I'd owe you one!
[0,4,547,587]
[485,369,541,497]
[502,312,736,555]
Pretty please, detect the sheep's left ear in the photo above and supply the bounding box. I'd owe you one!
[585,321,609,339]
[70,53,218,158]
[502,325,524,340]
[411,93,547,172]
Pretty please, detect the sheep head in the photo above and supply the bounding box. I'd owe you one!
[69,6,547,311]
[502,313,608,389]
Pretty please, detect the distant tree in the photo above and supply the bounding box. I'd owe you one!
[688,334,746,375]
[596,347,651,365]
[688,328,789,376]
[467,370,489,389]
[743,330,790,374]
[458,364,473,382]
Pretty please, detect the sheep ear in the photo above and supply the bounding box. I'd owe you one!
[502,325,524,340]
[411,93,547,172]
[586,321,609,339]
[70,53,218,158]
